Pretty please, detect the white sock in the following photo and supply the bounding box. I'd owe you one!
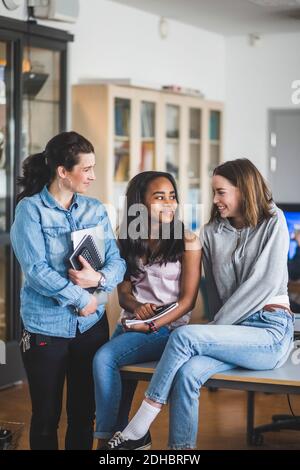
[122,400,161,440]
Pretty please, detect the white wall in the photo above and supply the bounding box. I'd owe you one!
[70,0,225,101]
[0,0,225,100]
[6,0,300,183]
[2,1,299,178]
[224,33,300,178]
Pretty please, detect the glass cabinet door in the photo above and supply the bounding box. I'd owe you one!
[0,40,14,341]
[114,97,130,182]
[165,104,180,181]
[22,47,61,159]
[187,108,202,231]
[139,101,155,172]
[208,110,221,175]
[113,97,131,212]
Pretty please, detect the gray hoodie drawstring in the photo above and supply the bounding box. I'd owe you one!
[240,227,250,258]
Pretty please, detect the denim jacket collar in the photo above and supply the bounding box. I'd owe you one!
[40,185,79,211]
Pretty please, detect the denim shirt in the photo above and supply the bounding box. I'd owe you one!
[10,186,126,338]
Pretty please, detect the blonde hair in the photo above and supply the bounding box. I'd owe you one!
[210,158,273,227]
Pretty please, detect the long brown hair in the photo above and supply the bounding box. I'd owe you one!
[209,158,273,226]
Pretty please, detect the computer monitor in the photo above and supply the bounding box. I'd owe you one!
[277,204,300,260]
[279,204,300,315]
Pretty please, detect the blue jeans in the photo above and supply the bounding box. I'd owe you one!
[93,324,170,438]
[145,309,294,449]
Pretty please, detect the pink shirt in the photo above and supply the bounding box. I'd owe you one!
[119,259,192,329]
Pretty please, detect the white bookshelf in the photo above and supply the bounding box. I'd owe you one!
[72,84,223,230]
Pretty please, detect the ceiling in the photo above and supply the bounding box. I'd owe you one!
[110,0,300,35]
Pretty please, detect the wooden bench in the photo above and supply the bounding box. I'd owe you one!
[121,344,300,446]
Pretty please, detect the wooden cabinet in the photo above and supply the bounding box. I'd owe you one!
[72,84,223,229]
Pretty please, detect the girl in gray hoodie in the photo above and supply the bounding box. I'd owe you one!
[103,158,294,450]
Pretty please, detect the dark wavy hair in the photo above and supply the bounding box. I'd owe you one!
[210,158,273,226]
[118,171,185,276]
[17,131,94,203]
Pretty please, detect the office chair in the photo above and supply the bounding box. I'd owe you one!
[251,414,300,446]
[250,330,300,446]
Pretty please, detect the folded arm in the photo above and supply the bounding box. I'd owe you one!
[10,200,91,310]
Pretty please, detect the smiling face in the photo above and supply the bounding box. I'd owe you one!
[144,176,178,224]
[212,174,243,224]
[58,152,96,194]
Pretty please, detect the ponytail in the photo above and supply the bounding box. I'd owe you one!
[17,152,51,203]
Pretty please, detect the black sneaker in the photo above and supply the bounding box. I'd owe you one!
[105,430,151,450]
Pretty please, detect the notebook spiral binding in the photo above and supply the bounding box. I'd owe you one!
[69,234,103,272]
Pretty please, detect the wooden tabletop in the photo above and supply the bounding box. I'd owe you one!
[121,350,300,387]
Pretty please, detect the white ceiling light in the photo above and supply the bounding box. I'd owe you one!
[2,0,22,10]
[159,17,169,39]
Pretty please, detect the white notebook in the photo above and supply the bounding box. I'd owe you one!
[71,226,105,258]
[125,302,178,326]
[71,226,107,305]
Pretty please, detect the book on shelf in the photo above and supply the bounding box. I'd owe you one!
[114,141,130,181]
[115,154,129,182]
[115,98,130,136]
[125,302,178,326]
[139,142,155,172]
[210,111,220,140]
